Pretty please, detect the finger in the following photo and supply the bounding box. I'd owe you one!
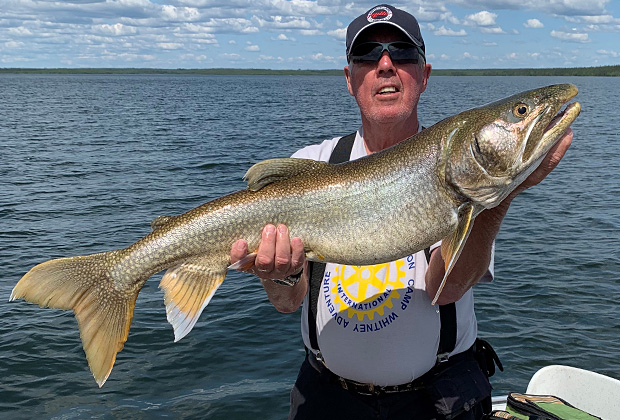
[230,239,249,265]
[522,129,573,189]
[254,224,276,273]
[545,128,573,168]
[273,225,292,276]
[290,237,305,273]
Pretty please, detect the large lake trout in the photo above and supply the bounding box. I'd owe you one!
[11,84,580,386]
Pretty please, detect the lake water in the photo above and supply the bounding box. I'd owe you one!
[1,74,618,419]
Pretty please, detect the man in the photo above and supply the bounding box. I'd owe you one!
[231,4,573,419]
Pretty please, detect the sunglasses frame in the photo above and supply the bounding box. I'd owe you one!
[348,41,425,65]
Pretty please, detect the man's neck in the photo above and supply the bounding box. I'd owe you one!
[361,116,420,154]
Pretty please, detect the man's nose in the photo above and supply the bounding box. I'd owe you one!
[377,51,395,74]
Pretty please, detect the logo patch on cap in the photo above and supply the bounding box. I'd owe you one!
[367,5,392,22]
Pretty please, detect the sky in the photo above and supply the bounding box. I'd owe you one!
[1,0,619,69]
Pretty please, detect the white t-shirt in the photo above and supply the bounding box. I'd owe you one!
[292,130,494,386]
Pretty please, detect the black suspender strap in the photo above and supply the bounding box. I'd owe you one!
[423,246,458,360]
[306,131,457,361]
[329,131,357,163]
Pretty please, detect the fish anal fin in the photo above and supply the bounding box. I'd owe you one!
[10,250,140,387]
[244,158,328,191]
[159,257,227,342]
[432,203,476,305]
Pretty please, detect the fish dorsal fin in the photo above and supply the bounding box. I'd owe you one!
[431,203,476,305]
[244,158,329,191]
[151,216,175,231]
[159,256,228,342]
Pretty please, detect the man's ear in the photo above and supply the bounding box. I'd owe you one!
[344,65,355,96]
[420,63,432,93]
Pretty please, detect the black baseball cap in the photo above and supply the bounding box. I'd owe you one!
[346,4,425,60]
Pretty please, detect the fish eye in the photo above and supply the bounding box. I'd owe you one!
[513,103,529,118]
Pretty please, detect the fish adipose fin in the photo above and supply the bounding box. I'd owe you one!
[244,158,328,191]
[432,203,475,305]
[9,250,140,387]
[159,257,227,342]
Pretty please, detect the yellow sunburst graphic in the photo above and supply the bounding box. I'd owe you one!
[331,261,406,321]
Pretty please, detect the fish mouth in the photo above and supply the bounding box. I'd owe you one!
[536,101,581,158]
[543,101,581,137]
[524,85,580,163]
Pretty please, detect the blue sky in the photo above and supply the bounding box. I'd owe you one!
[1,0,618,69]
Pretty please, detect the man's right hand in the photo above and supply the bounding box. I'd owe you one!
[230,224,307,313]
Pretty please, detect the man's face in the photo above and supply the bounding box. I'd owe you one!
[345,27,431,126]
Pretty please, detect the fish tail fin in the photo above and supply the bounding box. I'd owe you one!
[10,250,141,387]
[159,257,227,342]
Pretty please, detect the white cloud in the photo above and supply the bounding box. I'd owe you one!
[254,16,312,30]
[524,19,544,28]
[8,27,33,36]
[449,0,607,15]
[465,11,497,26]
[161,5,200,21]
[550,30,590,43]
[597,49,619,57]
[310,52,340,63]
[4,40,25,49]
[298,29,321,36]
[245,44,259,51]
[433,26,467,36]
[327,27,346,40]
[579,15,616,24]
[93,23,137,36]
[157,42,183,49]
[480,27,506,34]
[219,52,242,60]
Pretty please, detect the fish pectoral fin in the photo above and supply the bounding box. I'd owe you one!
[10,250,139,387]
[151,215,175,231]
[244,158,329,191]
[159,257,227,342]
[432,203,476,305]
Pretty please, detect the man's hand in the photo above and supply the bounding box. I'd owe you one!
[514,129,573,194]
[230,224,305,280]
[230,224,307,313]
[427,129,574,304]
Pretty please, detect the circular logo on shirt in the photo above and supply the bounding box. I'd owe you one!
[367,6,393,22]
[332,261,406,321]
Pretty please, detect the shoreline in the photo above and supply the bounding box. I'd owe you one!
[1,65,619,77]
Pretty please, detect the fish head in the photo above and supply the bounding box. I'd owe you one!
[442,83,581,209]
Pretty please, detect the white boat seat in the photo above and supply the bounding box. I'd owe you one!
[525,364,620,420]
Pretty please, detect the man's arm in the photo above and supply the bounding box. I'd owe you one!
[426,129,574,305]
[230,224,307,313]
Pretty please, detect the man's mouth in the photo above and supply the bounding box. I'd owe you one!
[378,86,398,95]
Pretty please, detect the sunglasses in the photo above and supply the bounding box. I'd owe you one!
[348,41,425,64]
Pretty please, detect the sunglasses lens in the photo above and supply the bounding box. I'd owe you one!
[388,42,419,63]
[350,43,383,62]
[350,42,421,64]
